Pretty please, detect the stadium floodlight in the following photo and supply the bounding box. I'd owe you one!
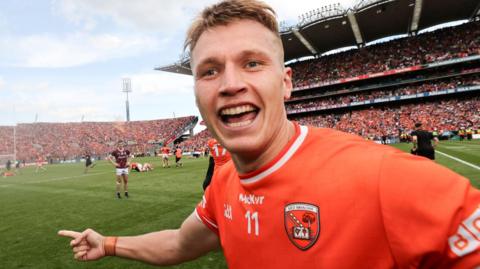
[122,78,132,122]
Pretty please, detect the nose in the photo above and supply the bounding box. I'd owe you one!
[219,63,247,96]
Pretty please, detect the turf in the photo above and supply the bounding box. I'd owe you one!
[390,140,480,187]
[0,140,478,268]
[0,157,227,269]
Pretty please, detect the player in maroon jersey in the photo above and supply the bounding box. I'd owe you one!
[109,141,132,199]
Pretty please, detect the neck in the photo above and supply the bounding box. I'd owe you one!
[232,120,295,174]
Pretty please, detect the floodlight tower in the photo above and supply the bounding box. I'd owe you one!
[122,78,132,121]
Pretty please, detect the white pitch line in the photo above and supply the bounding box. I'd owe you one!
[436,150,480,171]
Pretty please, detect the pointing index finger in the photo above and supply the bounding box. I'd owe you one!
[58,230,81,239]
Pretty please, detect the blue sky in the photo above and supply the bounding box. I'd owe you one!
[0,0,357,126]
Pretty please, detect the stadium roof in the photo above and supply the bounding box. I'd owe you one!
[155,0,480,75]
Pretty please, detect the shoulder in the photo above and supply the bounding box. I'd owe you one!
[211,161,236,186]
[304,126,395,158]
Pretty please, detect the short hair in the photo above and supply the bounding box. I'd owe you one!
[184,0,280,56]
[415,122,422,128]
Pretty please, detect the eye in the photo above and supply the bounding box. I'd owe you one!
[200,68,218,78]
[246,61,260,68]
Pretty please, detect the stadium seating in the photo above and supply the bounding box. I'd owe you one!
[294,97,479,140]
[2,116,196,162]
[0,126,14,155]
[290,21,479,88]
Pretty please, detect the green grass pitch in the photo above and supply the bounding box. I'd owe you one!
[0,140,478,268]
[391,140,480,187]
[0,157,227,269]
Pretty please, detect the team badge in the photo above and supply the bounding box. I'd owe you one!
[284,202,320,250]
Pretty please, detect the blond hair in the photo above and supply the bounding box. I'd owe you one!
[184,0,280,55]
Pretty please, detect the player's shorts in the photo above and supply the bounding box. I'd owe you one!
[86,160,92,167]
[176,156,181,163]
[116,168,129,176]
[417,148,435,160]
[162,154,169,160]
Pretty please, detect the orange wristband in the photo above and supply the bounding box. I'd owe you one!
[104,236,118,256]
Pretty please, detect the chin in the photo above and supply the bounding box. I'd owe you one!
[222,135,261,155]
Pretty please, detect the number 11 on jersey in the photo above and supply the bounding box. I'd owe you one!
[245,210,259,236]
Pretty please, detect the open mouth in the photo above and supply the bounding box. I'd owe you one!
[219,104,259,128]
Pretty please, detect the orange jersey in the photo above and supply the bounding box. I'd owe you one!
[175,148,182,158]
[196,123,480,268]
[207,138,231,168]
[161,147,170,154]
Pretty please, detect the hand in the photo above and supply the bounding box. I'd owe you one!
[58,229,105,261]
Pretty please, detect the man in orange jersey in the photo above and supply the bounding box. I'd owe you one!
[59,1,480,268]
[203,138,231,190]
[174,146,183,168]
[160,145,171,168]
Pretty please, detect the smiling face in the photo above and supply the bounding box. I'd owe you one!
[191,19,293,172]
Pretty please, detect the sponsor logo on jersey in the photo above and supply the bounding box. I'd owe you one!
[449,206,480,257]
[284,202,320,250]
[239,193,265,205]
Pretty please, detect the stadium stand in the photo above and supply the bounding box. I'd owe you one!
[294,97,479,141]
[0,126,14,155]
[0,116,197,162]
[290,21,479,88]
[178,129,212,153]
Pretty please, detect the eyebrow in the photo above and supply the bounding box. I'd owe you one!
[237,49,269,61]
[195,49,270,68]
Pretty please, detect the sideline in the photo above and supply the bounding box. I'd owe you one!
[436,150,480,171]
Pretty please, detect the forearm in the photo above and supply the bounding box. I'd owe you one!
[115,214,219,266]
[115,230,189,266]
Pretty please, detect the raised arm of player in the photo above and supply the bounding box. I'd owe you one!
[58,212,220,266]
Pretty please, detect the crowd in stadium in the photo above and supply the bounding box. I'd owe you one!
[0,116,196,162]
[286,75,480,112]
[289,66,480,100]
[290,21,480,88]
[294,97,479,140]
[0,126,14,155]
[178,129,211,153]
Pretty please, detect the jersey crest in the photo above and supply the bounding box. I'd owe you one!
[284,202,320,250]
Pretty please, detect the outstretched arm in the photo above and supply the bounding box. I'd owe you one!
[58,212,220,266]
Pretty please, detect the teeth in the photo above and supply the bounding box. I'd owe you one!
[227,119,254,127]
[221,105,256,116]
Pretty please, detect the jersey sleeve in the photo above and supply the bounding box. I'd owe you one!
[379,151,480,268]
[195,183,219,235]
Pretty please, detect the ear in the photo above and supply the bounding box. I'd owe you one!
[282,67,293,100]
